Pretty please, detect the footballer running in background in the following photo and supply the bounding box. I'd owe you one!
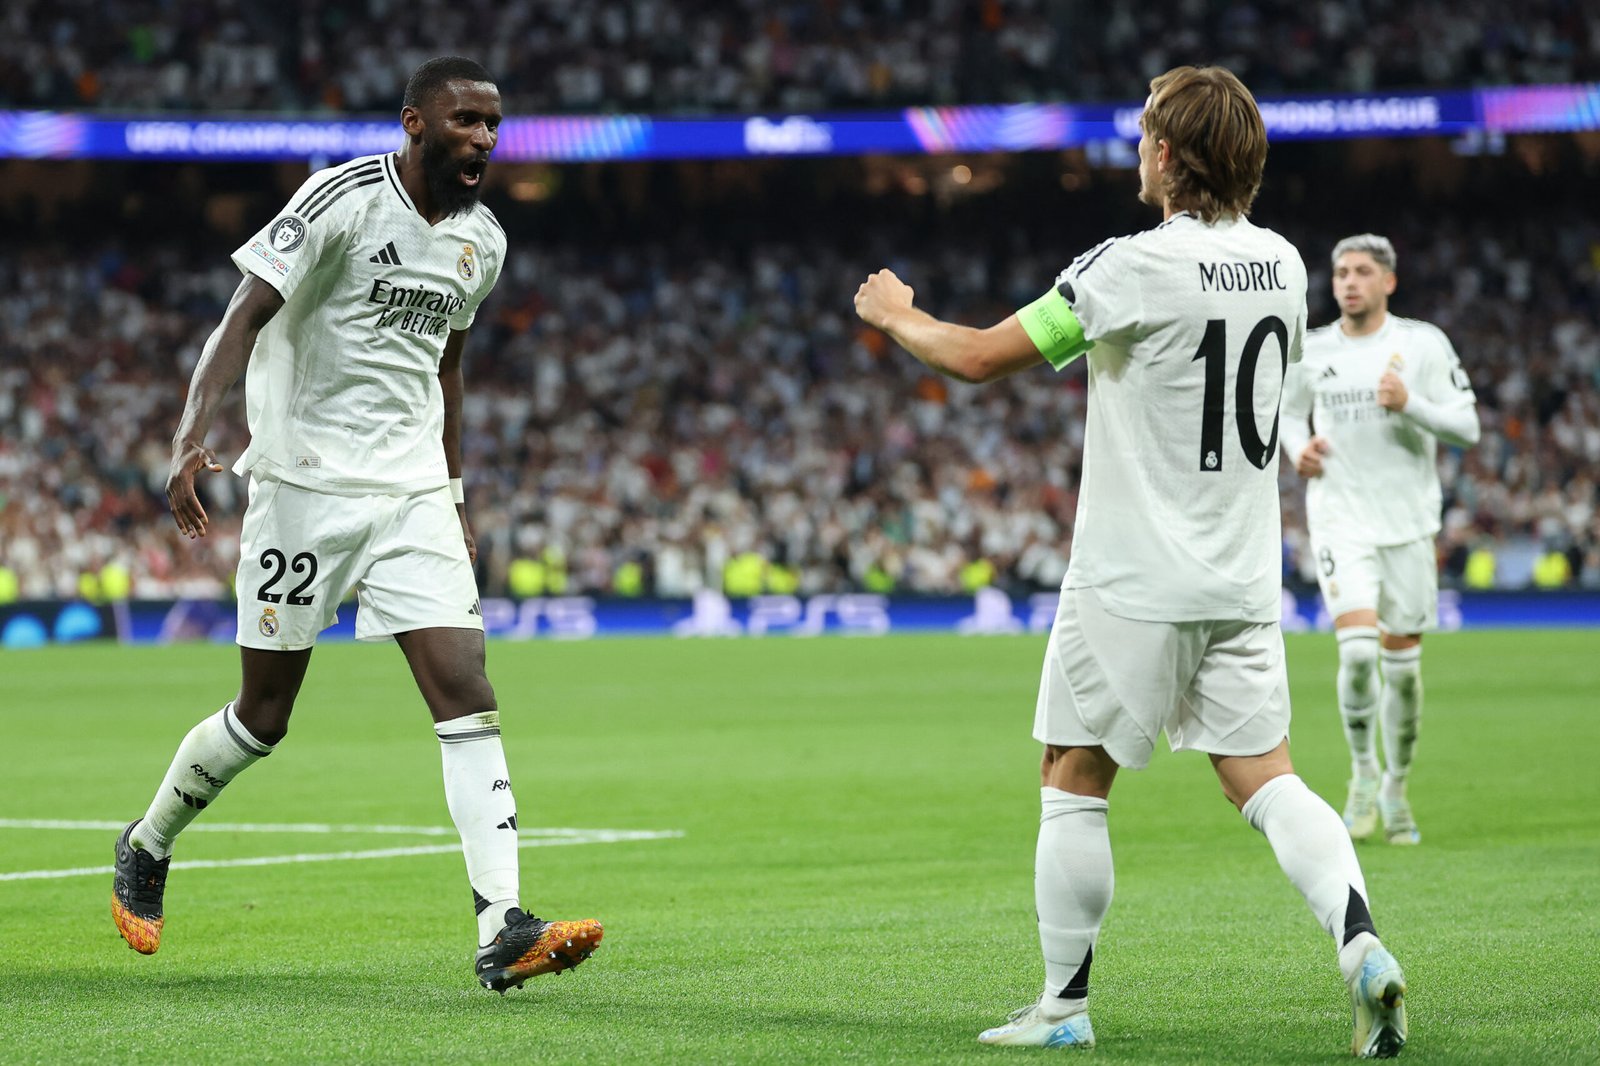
[111,56,603,992]
[1281,235,1480,846]
[854,67,1408,1057]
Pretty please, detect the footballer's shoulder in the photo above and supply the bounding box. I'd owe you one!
[1391,314,1448,340]
[1064,233,1133,274]
[1303,322,1342,351]
[293,154,390,218]
[470,202,507,250]
[1390,314,1459,357]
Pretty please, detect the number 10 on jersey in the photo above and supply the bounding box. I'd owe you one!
[1192,316,1288,472]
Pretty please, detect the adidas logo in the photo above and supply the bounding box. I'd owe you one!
[468,600,481,617]
[1320,365,1339,379]
[172,786,208,810]
[368,240,402,265]
[497,814,519,830]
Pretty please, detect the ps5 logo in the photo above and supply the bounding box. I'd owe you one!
[744,116,833,155]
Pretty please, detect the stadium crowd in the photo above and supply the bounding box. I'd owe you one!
[4,0,1598,114]
[3,154,1597,602]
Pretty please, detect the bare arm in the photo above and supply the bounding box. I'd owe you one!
[853,269,1043,384]
[167,274,284,537]
[441,328,476,565]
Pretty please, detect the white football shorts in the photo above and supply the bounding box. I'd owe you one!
[235,477,482,651]
[1032,587,1291,770]
[1309,532,1438,634]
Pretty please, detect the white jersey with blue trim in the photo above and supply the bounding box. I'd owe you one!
[1053,212,1309,623]
[230,152,506,494]
[1283,313,1477,545]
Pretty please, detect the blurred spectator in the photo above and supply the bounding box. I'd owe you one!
[2,151,1598,600]
[3,1,1597,114]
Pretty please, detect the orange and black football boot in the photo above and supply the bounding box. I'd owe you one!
[111,820,169,954]
[475,908,603,992]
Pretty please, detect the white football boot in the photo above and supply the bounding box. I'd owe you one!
[978,999,1095,1048]
[1347,939,1408,1058]
[1343,777,1380,841]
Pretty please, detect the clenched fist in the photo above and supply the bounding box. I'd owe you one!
[1377,370,1409,412]
[1295,436,1331,478]
[854,269,915,331]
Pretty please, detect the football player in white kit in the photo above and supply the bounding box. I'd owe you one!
[855,67,1407,1058]
[1281,235,1480,846]
[111,57,603,991]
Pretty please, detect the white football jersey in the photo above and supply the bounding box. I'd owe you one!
[1283,314,1476,545]
[230,152,505,494]
[1057,212,1308,623]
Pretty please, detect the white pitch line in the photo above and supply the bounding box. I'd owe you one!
[0,829,684,882]
[0,819,639,838]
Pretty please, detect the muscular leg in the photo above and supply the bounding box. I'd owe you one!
[1032,745,1118,1017]
[395,626,496,724]
[395,627,519,942]
[131,647,309,858]
[1213,741,1382,979]
[234,647,314,744]
[1041,743,1119,797]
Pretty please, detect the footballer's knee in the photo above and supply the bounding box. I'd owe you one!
[233,693,294,746]
[1041,744,1117,798]
[427,672,497,724]
[1211,741,1294,810]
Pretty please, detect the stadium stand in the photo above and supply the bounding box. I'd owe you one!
[4,0,1598,113]
[3,146,1597,600]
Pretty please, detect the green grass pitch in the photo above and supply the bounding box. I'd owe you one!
[1,631,1596,1064]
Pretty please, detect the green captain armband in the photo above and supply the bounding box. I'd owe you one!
[1017,286,1092,370]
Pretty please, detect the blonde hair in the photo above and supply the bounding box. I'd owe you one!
[1143,66,1268,222]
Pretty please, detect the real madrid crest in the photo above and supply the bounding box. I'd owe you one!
[1387,353,1404,371]
[457,243,476,281]
[259,607,279,638]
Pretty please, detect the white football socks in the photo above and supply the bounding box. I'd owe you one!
[1336,627,1381,781]
[435,712,522,945]
[1035,787,1113,1019]
[1241,773,1378,983]
[132,702,274,859]
[1378,646,1423,800]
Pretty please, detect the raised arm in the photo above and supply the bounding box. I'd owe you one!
[441,328,476,565]
[853,269,1045,384]
[167,274,284,537]
[1376,329,1480,448]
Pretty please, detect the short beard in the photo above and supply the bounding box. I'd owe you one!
[420,135,483,219]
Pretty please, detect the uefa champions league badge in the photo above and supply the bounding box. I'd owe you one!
[258,607,280,638]
[268,215,308,253]
[457,243,476,281]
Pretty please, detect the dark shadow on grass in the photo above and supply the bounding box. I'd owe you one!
[0,966,451,1010]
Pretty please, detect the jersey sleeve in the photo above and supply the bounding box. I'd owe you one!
[1056,237,1143,348]
[1416,325,1476,409]
[1288,277,1308,366]
[1278,358,1314,461]
[448,224,505,331]
[230,166,362,302]
[1396,323,1480,446]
